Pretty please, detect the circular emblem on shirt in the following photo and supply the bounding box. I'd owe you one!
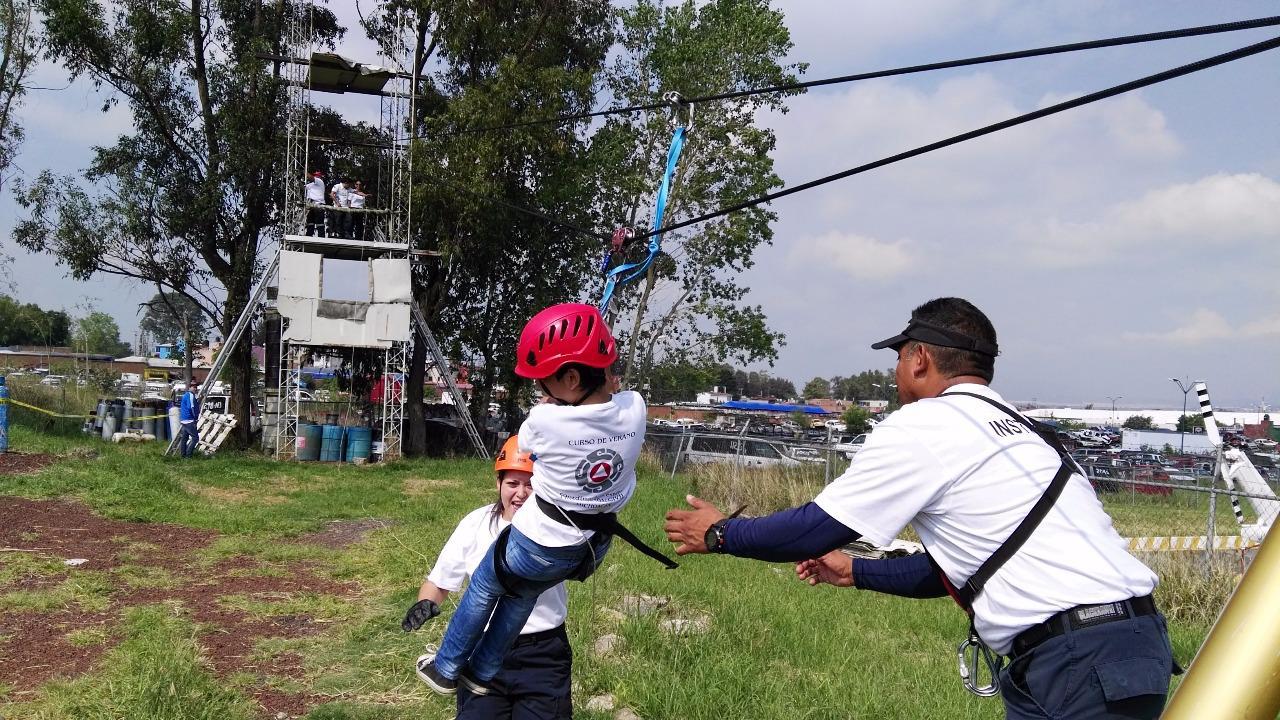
[575,448,624,494]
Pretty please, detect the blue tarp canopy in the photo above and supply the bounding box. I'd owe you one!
[721,400,831,415]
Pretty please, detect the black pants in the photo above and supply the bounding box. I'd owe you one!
[1001,613,1173,719]
[305,207,326,236]
[350,212,364,241]
[456,625,572,720]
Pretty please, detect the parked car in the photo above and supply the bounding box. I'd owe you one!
[786,447,827,465]
[682,435,801,468]
[834,433,868,460]
[39,374,67,386]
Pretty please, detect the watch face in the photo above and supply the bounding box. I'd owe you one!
[704,523,720,552]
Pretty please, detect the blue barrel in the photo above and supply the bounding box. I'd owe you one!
[319,424,345,462]
[345,426,372,462]
[296,423,322,461]
[0,376,8,453]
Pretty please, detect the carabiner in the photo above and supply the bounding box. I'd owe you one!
[663,91,694,132]
[956,633,1002,698]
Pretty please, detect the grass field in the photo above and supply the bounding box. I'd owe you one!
[0,427,1227,719]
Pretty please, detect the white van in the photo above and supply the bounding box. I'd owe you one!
[682,435,801,468]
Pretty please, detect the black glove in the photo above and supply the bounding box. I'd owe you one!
[402,598,441,632]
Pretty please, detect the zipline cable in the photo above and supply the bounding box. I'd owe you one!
[630,33,1280,242]
[424,15,1280,138]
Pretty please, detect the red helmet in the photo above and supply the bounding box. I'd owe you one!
[514,303,617,379]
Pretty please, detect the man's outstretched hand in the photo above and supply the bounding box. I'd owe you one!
[663,495,725,555]
[795,550,855,587]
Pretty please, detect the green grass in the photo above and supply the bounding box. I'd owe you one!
[0,571,114,613]
[0,432,1230,719]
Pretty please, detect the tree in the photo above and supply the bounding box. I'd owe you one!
[72,312,130,356]
[1122,415,1156,430]
[15,0,342,445]
[0,295,70,346]
[139,292,208,347]
[0,0,39,190]
[1177,413,1206,433]
[802,376,831,400]
[394,0,616,453]
[590,0,803,387]
[842,406,872,434]
[645,360,718,404]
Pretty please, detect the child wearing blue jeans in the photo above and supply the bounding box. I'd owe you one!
[417,303,673,696]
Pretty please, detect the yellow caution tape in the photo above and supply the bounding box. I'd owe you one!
[3,398,170,420]
[1125,535,1259,552]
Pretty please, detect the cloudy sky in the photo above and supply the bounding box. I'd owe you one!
[2,1,1277,412]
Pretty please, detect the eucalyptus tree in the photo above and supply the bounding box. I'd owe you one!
[13,0,341,444]
[358,0,613,452]
[588,0,804,387]
[0,0,38,190]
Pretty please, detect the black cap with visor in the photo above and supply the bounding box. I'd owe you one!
[871,318,999,357]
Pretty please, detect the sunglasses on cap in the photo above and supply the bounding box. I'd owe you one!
[871,318,999,357]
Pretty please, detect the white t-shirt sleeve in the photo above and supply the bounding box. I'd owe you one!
[814,416,948,547]
[426,507,487,591]
[519,412,548,458]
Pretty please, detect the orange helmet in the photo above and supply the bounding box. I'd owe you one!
[494,435,534,475]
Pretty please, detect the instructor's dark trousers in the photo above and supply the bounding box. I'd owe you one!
[177,422,200,459]
[456,625,572,720]
[1001,613,1173,719]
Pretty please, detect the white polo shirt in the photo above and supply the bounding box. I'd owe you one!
[427,505,567,634]
[331,182,349,207]
[305,178,326,203]
[512,390,647,547]
[814,383,1156,655]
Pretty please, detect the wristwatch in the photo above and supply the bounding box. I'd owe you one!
[704,518,731,553]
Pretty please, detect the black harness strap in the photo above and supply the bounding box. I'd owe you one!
[941,391,1076,610]
[536,495,678,570]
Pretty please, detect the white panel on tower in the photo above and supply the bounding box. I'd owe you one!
[371,258,412,303]
[279,250,322,299]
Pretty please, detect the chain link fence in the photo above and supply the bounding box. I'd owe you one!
[647,427,1276,617]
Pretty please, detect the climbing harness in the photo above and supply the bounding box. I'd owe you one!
[597,92,692,315]
[934,391,1080,698]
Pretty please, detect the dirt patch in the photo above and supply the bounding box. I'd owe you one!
[0,451,55,475]
[181,481,288,506]
[296,518,393,549]
[402,476,462,496]
[0,496,360,718]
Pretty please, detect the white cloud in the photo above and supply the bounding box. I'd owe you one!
[1124,308,1280,345]
[1025,173,1280,267]
[787,230,918,281]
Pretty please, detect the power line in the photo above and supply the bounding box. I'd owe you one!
[426,15,1280,138]
[631,33,1280,242]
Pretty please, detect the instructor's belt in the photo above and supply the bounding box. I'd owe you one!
[1011,595,1158,656]
[535,495,678,569]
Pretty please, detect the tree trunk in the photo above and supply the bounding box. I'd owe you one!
[620,262,657,386]
[404,327,427,457]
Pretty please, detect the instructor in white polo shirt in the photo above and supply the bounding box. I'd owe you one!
[664,297,1173,719]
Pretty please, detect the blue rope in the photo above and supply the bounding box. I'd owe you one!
[598,125,687,314]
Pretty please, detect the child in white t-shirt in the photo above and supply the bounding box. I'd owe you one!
[418,303,671,697]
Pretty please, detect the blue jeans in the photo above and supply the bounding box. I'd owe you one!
[435,526,610,682]
[177,422,199,458]
[1000,613,1173,719]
